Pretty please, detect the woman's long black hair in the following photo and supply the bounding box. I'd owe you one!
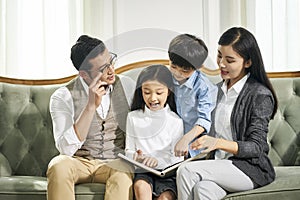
[218,27,278,118]
[131,64,177,114]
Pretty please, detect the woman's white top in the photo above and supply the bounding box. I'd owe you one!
[214,74,250,159]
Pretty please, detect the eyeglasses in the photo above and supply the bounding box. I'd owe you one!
[89,52,117,73]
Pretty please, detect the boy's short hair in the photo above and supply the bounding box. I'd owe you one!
[168,34,208,70]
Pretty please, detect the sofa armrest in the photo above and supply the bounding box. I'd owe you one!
[0,154,12,177]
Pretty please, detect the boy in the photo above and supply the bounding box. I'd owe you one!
[168,34,218,158]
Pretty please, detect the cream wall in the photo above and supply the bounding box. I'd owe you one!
[1,0,299,79]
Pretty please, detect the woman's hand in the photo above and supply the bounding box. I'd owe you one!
[190,135,219,153]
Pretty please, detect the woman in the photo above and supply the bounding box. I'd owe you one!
[176,27,278,200]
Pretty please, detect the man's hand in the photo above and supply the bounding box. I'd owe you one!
[88,73,108,108]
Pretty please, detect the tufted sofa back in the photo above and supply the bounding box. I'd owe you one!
[0,62,299,178]
[0,82,63,177]
[268,77,300,166]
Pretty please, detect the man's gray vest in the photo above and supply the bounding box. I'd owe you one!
[66,76,130,159]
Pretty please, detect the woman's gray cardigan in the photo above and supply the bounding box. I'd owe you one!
[209,77,276,188]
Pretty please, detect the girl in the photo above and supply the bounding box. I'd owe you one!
[125,64,184,200]
[176,27,278,199]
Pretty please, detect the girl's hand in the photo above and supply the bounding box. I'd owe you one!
[133,149,145,163]
[142,156,158,168]
[190,135,219,153]
[133,150,158,168]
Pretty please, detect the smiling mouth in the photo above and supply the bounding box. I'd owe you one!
[107,74,115,80]
[221,70,229,75]
[174,75,184,80]
[149,102,160,108]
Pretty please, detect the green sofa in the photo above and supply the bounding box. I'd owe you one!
[0,60,299,200]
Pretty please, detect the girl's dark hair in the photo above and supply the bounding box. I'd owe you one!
[168,34,208,70]
[218,27,278,118]
[131,64,177,113]
[70,35,106,71]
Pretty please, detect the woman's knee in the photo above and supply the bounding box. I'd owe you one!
[176,163,191,180]
[193,181,227,200]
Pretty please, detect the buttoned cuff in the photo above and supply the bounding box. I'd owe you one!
[195,118,211,133]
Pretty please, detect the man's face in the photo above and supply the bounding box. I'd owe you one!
[84,48,116,85]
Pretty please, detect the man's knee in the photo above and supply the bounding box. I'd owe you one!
[47,155,74,179]
[111,170,133,183]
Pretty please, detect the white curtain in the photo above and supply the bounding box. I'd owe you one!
[0,0,299,79]
[254,0,300,72]
[0,0,84,79]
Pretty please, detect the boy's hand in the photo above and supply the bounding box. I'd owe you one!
[174,137,189,157]
[175,125,206,156]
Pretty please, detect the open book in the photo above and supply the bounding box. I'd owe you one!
[118,152,207,177]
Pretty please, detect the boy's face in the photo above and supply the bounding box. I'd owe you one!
[169,61,195,83]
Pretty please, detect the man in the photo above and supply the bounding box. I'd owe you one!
[47,35,134,200]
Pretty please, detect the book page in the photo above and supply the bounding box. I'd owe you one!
[118,153,164,176]
[118,152,207,177]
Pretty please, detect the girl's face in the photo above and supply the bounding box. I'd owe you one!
[217,45,251,88]
[142,80,169,111]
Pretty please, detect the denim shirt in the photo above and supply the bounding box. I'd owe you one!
[173,70,217,157]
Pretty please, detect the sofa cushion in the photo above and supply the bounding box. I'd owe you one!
[0,153,12,176]
[0,176,105,200]
[224,166,300,199]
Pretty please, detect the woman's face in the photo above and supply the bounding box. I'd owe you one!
[142,80,169,111]
[217,45,251,88]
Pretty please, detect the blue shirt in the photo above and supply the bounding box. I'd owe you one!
[173,70,218,157]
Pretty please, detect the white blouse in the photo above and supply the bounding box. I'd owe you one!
[125,105,184,169]
[214,73,250,159]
